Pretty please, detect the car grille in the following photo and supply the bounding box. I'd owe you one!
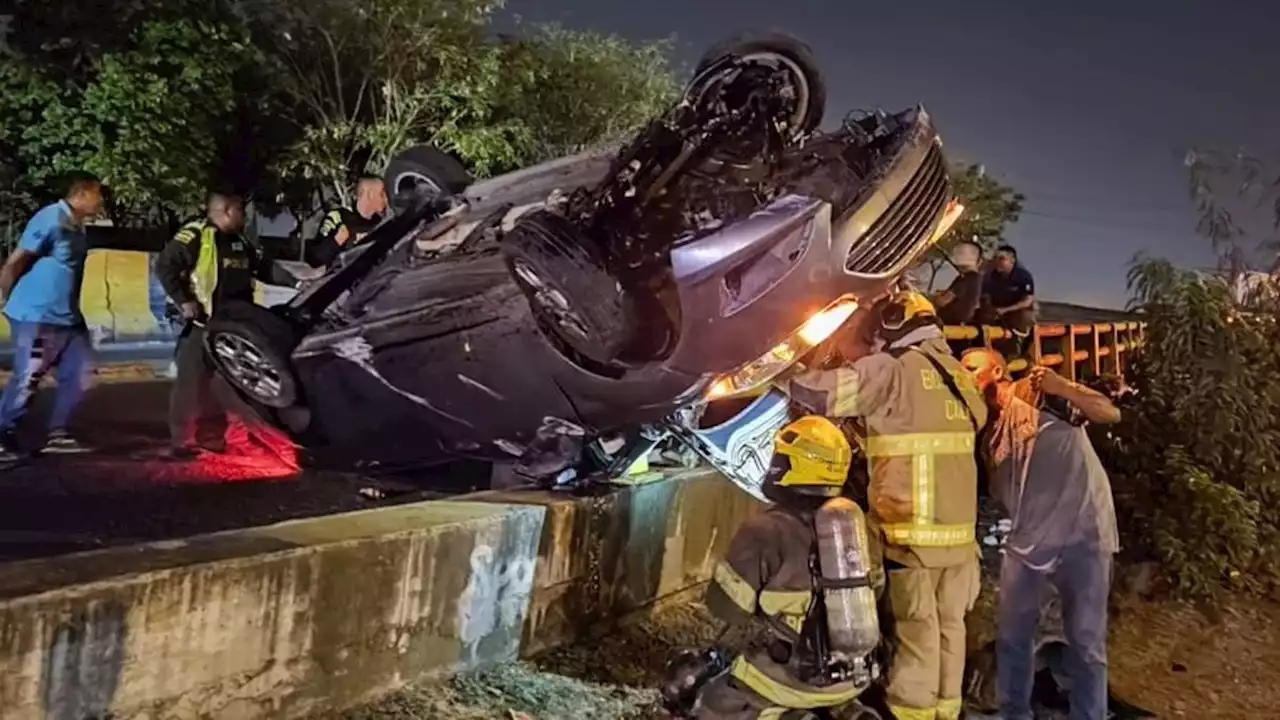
[845,141,950,276]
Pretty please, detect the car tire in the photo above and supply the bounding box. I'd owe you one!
[204,301,304,409]
[693,31,827,139]
[501,210,633,364]
[384,145,473,211]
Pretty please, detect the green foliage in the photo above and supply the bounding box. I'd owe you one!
[1184,148,1280,276]
[1095,256,1280,598]
[4,0,679,221]
[1,19,261,222]
[488,24,678,165]
[0,60,61,230]
[273,2,677,200]
[922,163,1024,288]
[947,163,1025,254]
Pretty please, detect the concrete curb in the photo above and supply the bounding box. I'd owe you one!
[0,362,163,387]
[0,468,760,720]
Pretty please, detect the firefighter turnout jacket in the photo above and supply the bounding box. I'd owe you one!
[704,506,870,713]
[156,219,265,314]
[309,207,383,267]
[785,336,987,567]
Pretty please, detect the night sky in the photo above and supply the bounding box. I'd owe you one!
[503,0,1279,309]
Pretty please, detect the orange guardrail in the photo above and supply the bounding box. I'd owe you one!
[944,320,1145,381]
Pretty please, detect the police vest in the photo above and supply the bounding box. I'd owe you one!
[175,221,256,314]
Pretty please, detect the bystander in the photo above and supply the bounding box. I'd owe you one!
[932,240,984,326]
[960,348,1120,720]
[0,173,104,461]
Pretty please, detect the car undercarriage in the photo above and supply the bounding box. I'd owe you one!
[205,32,962,498]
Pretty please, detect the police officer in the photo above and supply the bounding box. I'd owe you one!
[155,191,270,458]
[308,176,389,268]
[784,291,987,720]
[688,415,883,720]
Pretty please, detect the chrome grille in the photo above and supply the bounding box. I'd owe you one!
[845,142,951,276]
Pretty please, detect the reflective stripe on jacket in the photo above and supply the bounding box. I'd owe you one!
[705,507,867,710]
[188,222,220,312]
[786,338,988,563]
[156,220,259,316]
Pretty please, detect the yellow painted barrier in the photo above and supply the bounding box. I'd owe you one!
[944,320,1145,381]
[0,249,289,346]
[0,249,164,344]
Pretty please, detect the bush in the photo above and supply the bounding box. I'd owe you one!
[1093,258,1280,599]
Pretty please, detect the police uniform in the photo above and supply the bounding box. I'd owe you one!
[695,417,883,720]
[155,218,266,451]
[785,292,988,720]
[308,207,382,268]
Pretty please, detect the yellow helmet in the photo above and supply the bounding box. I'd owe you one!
[877,290,940,342]
[768,416,853,497]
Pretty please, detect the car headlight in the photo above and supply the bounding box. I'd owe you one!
[704,298,859,401]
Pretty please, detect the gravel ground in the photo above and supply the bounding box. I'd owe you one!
[0,380,488,561]
[337,602,721,720]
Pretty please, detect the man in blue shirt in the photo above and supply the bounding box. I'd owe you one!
[981,244,1036,331]
[0,174,104,461]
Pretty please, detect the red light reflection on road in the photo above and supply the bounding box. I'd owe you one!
[115,453,300,486]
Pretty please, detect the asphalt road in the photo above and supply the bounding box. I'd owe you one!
[0,380,492,562]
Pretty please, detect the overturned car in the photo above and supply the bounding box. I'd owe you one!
[205,33,963,497]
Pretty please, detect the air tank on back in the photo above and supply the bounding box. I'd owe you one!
[815,496,880,659]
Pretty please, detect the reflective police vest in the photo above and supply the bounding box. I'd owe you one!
[172,220,256,314]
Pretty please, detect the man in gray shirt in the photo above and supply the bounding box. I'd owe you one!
[961,348,1121,720]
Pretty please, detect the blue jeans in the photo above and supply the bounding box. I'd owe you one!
[997,548,1112,720]
[0,320,92,435]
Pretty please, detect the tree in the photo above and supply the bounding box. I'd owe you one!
[267,0,677,207]
[1184,148,1280,282]
[1092,256,1280,599]
[265,0,506,207]
[487,24,677,165]
[921,163,1024,289]
[0,20,263,224]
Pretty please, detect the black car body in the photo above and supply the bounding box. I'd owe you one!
[207,35,961,491]
[212,105,959,491]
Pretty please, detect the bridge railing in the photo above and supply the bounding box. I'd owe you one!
[944,321,1146,382]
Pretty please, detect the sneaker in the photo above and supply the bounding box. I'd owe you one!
[42,430,91,454]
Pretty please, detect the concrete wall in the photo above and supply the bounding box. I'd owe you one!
[479,471,761,655]
[0,501,545,720]
[0,468,759,720]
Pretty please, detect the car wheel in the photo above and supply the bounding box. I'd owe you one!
[205,302,303,409]
[384,145,473,212]
[501,210,633,364]
[692,31,827,141]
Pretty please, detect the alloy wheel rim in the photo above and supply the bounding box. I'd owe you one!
[511,259,592,341]
[211,334,284,402]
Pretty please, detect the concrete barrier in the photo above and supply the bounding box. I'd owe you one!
[477,470,761,656]
[0,468,758,720]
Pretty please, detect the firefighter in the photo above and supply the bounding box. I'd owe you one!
[783,291,988,720]
[307,176,389,268]
[678,415,883,720]
[155,191,273,459]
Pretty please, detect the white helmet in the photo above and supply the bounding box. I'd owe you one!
[950,241,981,270]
